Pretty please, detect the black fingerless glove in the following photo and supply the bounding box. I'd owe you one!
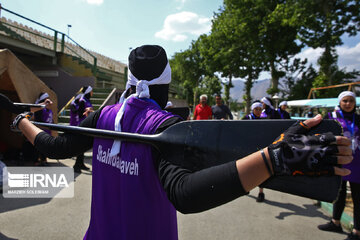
[11,112,33,130]
[268,121,338,176]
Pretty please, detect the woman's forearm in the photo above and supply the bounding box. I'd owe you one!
[236,147,272,192]
[18,118,43,145]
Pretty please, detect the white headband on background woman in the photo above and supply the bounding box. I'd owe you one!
[261,97,274,109]
[338,91,356,104]
[251,102,262,111]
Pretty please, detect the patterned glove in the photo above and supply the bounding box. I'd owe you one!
[268,121,338,176]
[11,112,33,130]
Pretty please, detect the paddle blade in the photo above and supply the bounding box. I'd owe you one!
[157,119,342,202]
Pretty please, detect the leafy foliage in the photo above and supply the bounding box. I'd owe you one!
[170,0,360,108]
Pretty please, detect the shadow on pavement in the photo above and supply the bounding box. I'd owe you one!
[0,231,18,240]
[247,194,331,221]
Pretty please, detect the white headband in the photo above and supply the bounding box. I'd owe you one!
[261,97,274,109]
[35,93,49,104]
[84,86,93,95]
[75,94,83,100]
[110,62,171,156]
[251,102,262,111]
[279,101,287,107]
[338,91,356,103]
[72,94,83,104]
[118,63,171,104]
[166,101,173,108]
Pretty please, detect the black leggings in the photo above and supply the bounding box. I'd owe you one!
[74,153,84,167]
[333,181,360,230]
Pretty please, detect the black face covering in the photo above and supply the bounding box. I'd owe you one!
[128,84,169,109]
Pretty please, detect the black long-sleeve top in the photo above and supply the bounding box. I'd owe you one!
[34,108,247,214]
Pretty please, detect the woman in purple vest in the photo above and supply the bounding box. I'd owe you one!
[33,92,53,165]
[318,91,360,240]
[260,97,280,119]
[12,45,353,240]
[73,86,93,173]
[69,93,82,127]
[277,101,291,119]
[78,86,93,123]
[242,101,262,120]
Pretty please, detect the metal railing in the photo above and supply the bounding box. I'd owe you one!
[0,5,97,74]
[307,81,360,99]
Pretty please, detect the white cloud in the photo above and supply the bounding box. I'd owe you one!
[155,11,211,42]
[84,0,103,5]
[295,43,360,71]
[337,43,360,71]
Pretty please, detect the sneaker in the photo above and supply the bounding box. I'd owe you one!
[317,221,343,233]
[346,232,360,240]
[256,192,265,202]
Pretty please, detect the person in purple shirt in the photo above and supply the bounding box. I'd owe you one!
[318,91,360,240]
[277,101,291,119]
[73,86,93,173]
[69,93,83,127]
[12,45,353,240]
[78,86,93,123]
[242,101,262,120]
[33,92,53,166]
[260,97,280,119]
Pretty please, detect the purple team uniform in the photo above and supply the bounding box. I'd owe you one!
[36,108,53,134]
[79,96,93,123]
[328,110,360,183]
[70,98,80,126]
[84,97,178,240]
[260,107,278,119]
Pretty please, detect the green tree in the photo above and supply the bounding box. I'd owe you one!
[286,65,317,100]
[279,58,308,98]
[205,2,264,112]
[286,0,360,86]
[220,0,303,95]
[195,75,222,105]
[313,67,360,98]
[206,0,303,113]
[169,36,223,106]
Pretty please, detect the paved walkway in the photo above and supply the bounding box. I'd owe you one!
[0,157,351,240]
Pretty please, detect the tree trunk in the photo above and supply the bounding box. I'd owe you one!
[224,74,232,106]
[244,75,253,115]
[193,79,199,106]
[270,61,279,95]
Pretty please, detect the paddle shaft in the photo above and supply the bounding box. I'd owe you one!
[33,121,161,146]
[14,103,45,108]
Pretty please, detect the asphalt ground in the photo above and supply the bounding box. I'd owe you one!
[0,157,351,240]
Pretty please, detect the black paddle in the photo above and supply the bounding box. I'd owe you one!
[0,93,44,114]
[32,119,342,203]
[0,93,342,202]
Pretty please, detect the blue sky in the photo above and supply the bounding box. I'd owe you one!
[1,0,359,79]
[0,0,222,63]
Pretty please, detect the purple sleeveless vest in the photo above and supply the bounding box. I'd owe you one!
[79,96,93,123]
[328,111,360,183]
[69,100,80,126]
[37,108,53,134]
[260,107,275,119]
[84,97,178,240]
